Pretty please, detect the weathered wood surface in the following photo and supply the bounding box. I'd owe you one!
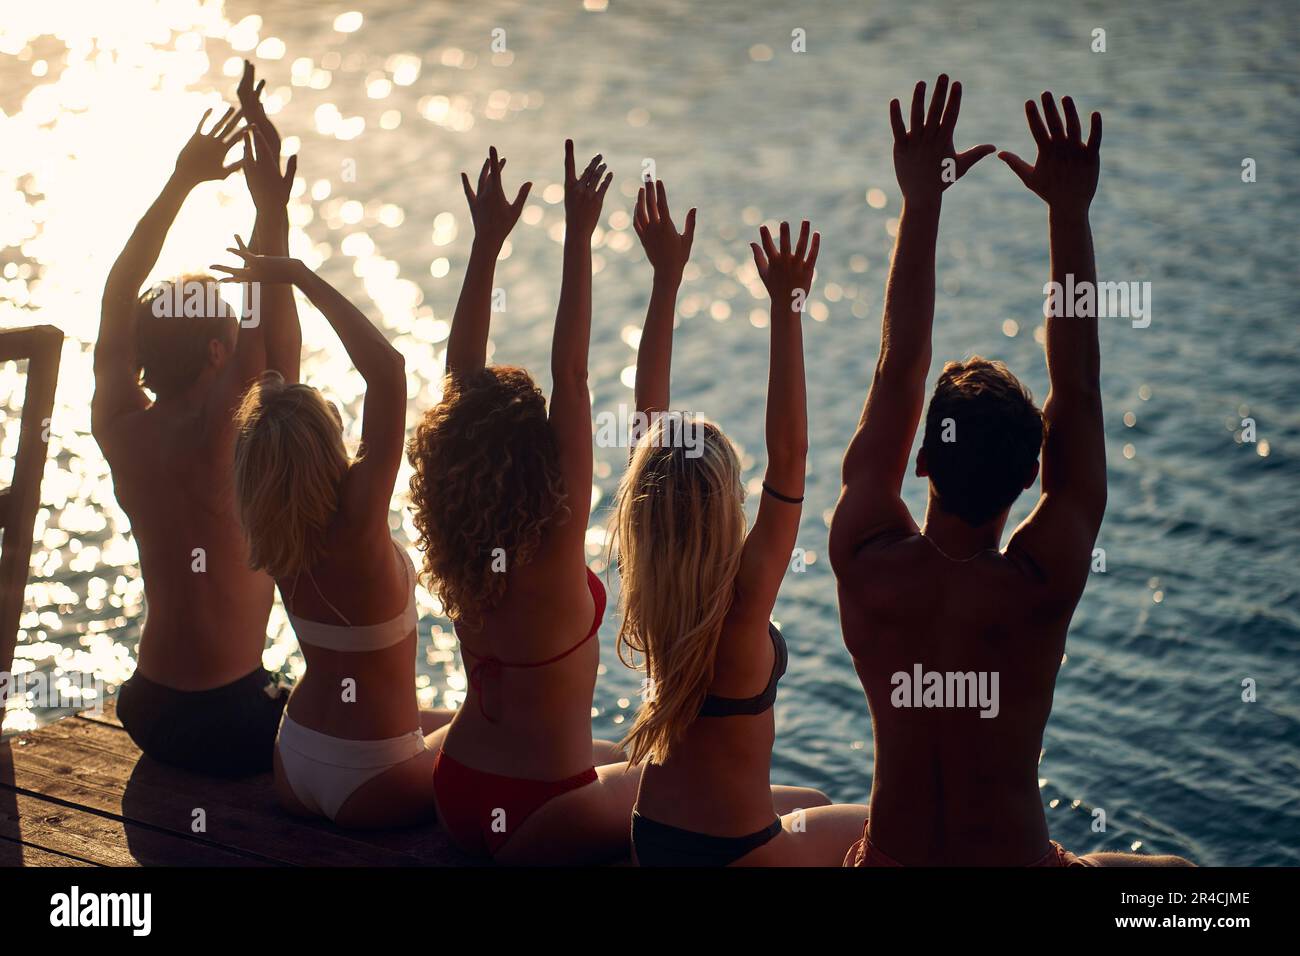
[0,324,64,692]
[0,701,472,867]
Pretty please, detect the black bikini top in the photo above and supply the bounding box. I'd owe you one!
[699,623,788,718]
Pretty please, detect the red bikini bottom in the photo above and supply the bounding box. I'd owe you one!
[432,750,598,858]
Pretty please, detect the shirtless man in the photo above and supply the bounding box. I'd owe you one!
[830,75,1190,865]
[93,65,300,776]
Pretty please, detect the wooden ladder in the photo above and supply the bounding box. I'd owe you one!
[0,325,63,696]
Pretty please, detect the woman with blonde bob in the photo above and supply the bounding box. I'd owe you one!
[218,235,452,829]
[615,181,870,865]
[407,144,639,864]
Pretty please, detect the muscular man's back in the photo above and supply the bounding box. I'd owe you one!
[840,534,1072,865]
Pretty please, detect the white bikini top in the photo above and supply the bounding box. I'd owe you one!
[285,539,418,652]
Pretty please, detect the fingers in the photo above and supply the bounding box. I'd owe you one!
[596,170,613,198]
[1040,91,1064,140]
[220,161,242,179]
[759,224,778,261]
[582,154,604,186]
[283,153,298,186]
[564,138,576,183]
[909,81,926,133]
[635,186,649,231]
[195,108,213,134]
[889,98,907,141]
[1087,111,1102,154]
[207,106,234,136]
[997,150,1035,188]
[806,231,821,273]
[924,74,949,132]
[779,221,791,256]
[684,207,697,245]
[794,220,810,259]
[1062,95,1081,143]
[956,143,996,177]
[477,157,490,194]
[511,180,532,211]
[750,242,769,279]
[213,106,242,139]
[655,179,671,224]
[489,145,500,179]
[461,171,476,206]
[1025,100,1050,149]
[646,181,660,224]
[939,80,963,137]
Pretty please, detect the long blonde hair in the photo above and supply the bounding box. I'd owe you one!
[233,372,350,578]
[611,415,746,766]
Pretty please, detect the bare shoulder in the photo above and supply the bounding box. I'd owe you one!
[834,531,927,599]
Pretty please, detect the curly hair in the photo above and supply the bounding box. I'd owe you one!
[407,366,569,626]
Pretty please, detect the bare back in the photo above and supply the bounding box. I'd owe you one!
[839,532,1080,865]
[98,402,272,691]
[440,535,602,780]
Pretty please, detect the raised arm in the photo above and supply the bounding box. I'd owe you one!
[445,147,531,379]
[200,125,300,433]
[92,107,243,439]
[829,75,993,568]
[631,179,696,422]
[237,62,300,383]
[734,221,819,618]
[1003,93,1106,593]
[547,140,611,555]
[212,249,406,524]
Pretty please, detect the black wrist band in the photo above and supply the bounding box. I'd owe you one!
[762,481,803,504]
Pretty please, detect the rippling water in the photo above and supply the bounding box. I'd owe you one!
[2,0,1296,865]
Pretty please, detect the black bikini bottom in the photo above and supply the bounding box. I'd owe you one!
[116,666,289,777]
[631,810,782,867]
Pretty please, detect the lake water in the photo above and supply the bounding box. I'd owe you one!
[1,0,1296,865]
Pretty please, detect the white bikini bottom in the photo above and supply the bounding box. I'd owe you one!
[276,712,426,821]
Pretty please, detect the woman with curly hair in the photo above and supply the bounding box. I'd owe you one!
[408,143,639,864]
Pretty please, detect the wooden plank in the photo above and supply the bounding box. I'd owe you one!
[18,715,470,865]
[78,698,123,729]
[0,835,97,867]
[0,788,264,867]
[16,720,442,866]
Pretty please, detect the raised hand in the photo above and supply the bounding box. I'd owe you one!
[236,60,268,121]
[633,179,696,280]
[564,139,612,239]
[243,126,297,214]
[751,220,820,310]
[174,106,244,186]
[998,93,1101,215]
[461,146,531,249]
[236,59,281,155]
[210,235,301,285]
[889,74,994,205]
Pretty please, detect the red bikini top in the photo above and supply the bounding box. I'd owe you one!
[459,567,607,722]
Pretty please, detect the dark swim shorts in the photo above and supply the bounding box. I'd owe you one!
[115,666,290,777]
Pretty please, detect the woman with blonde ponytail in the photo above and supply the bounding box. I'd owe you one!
[615,181,869,865]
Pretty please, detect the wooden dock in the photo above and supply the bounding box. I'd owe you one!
[0,701,472,866]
